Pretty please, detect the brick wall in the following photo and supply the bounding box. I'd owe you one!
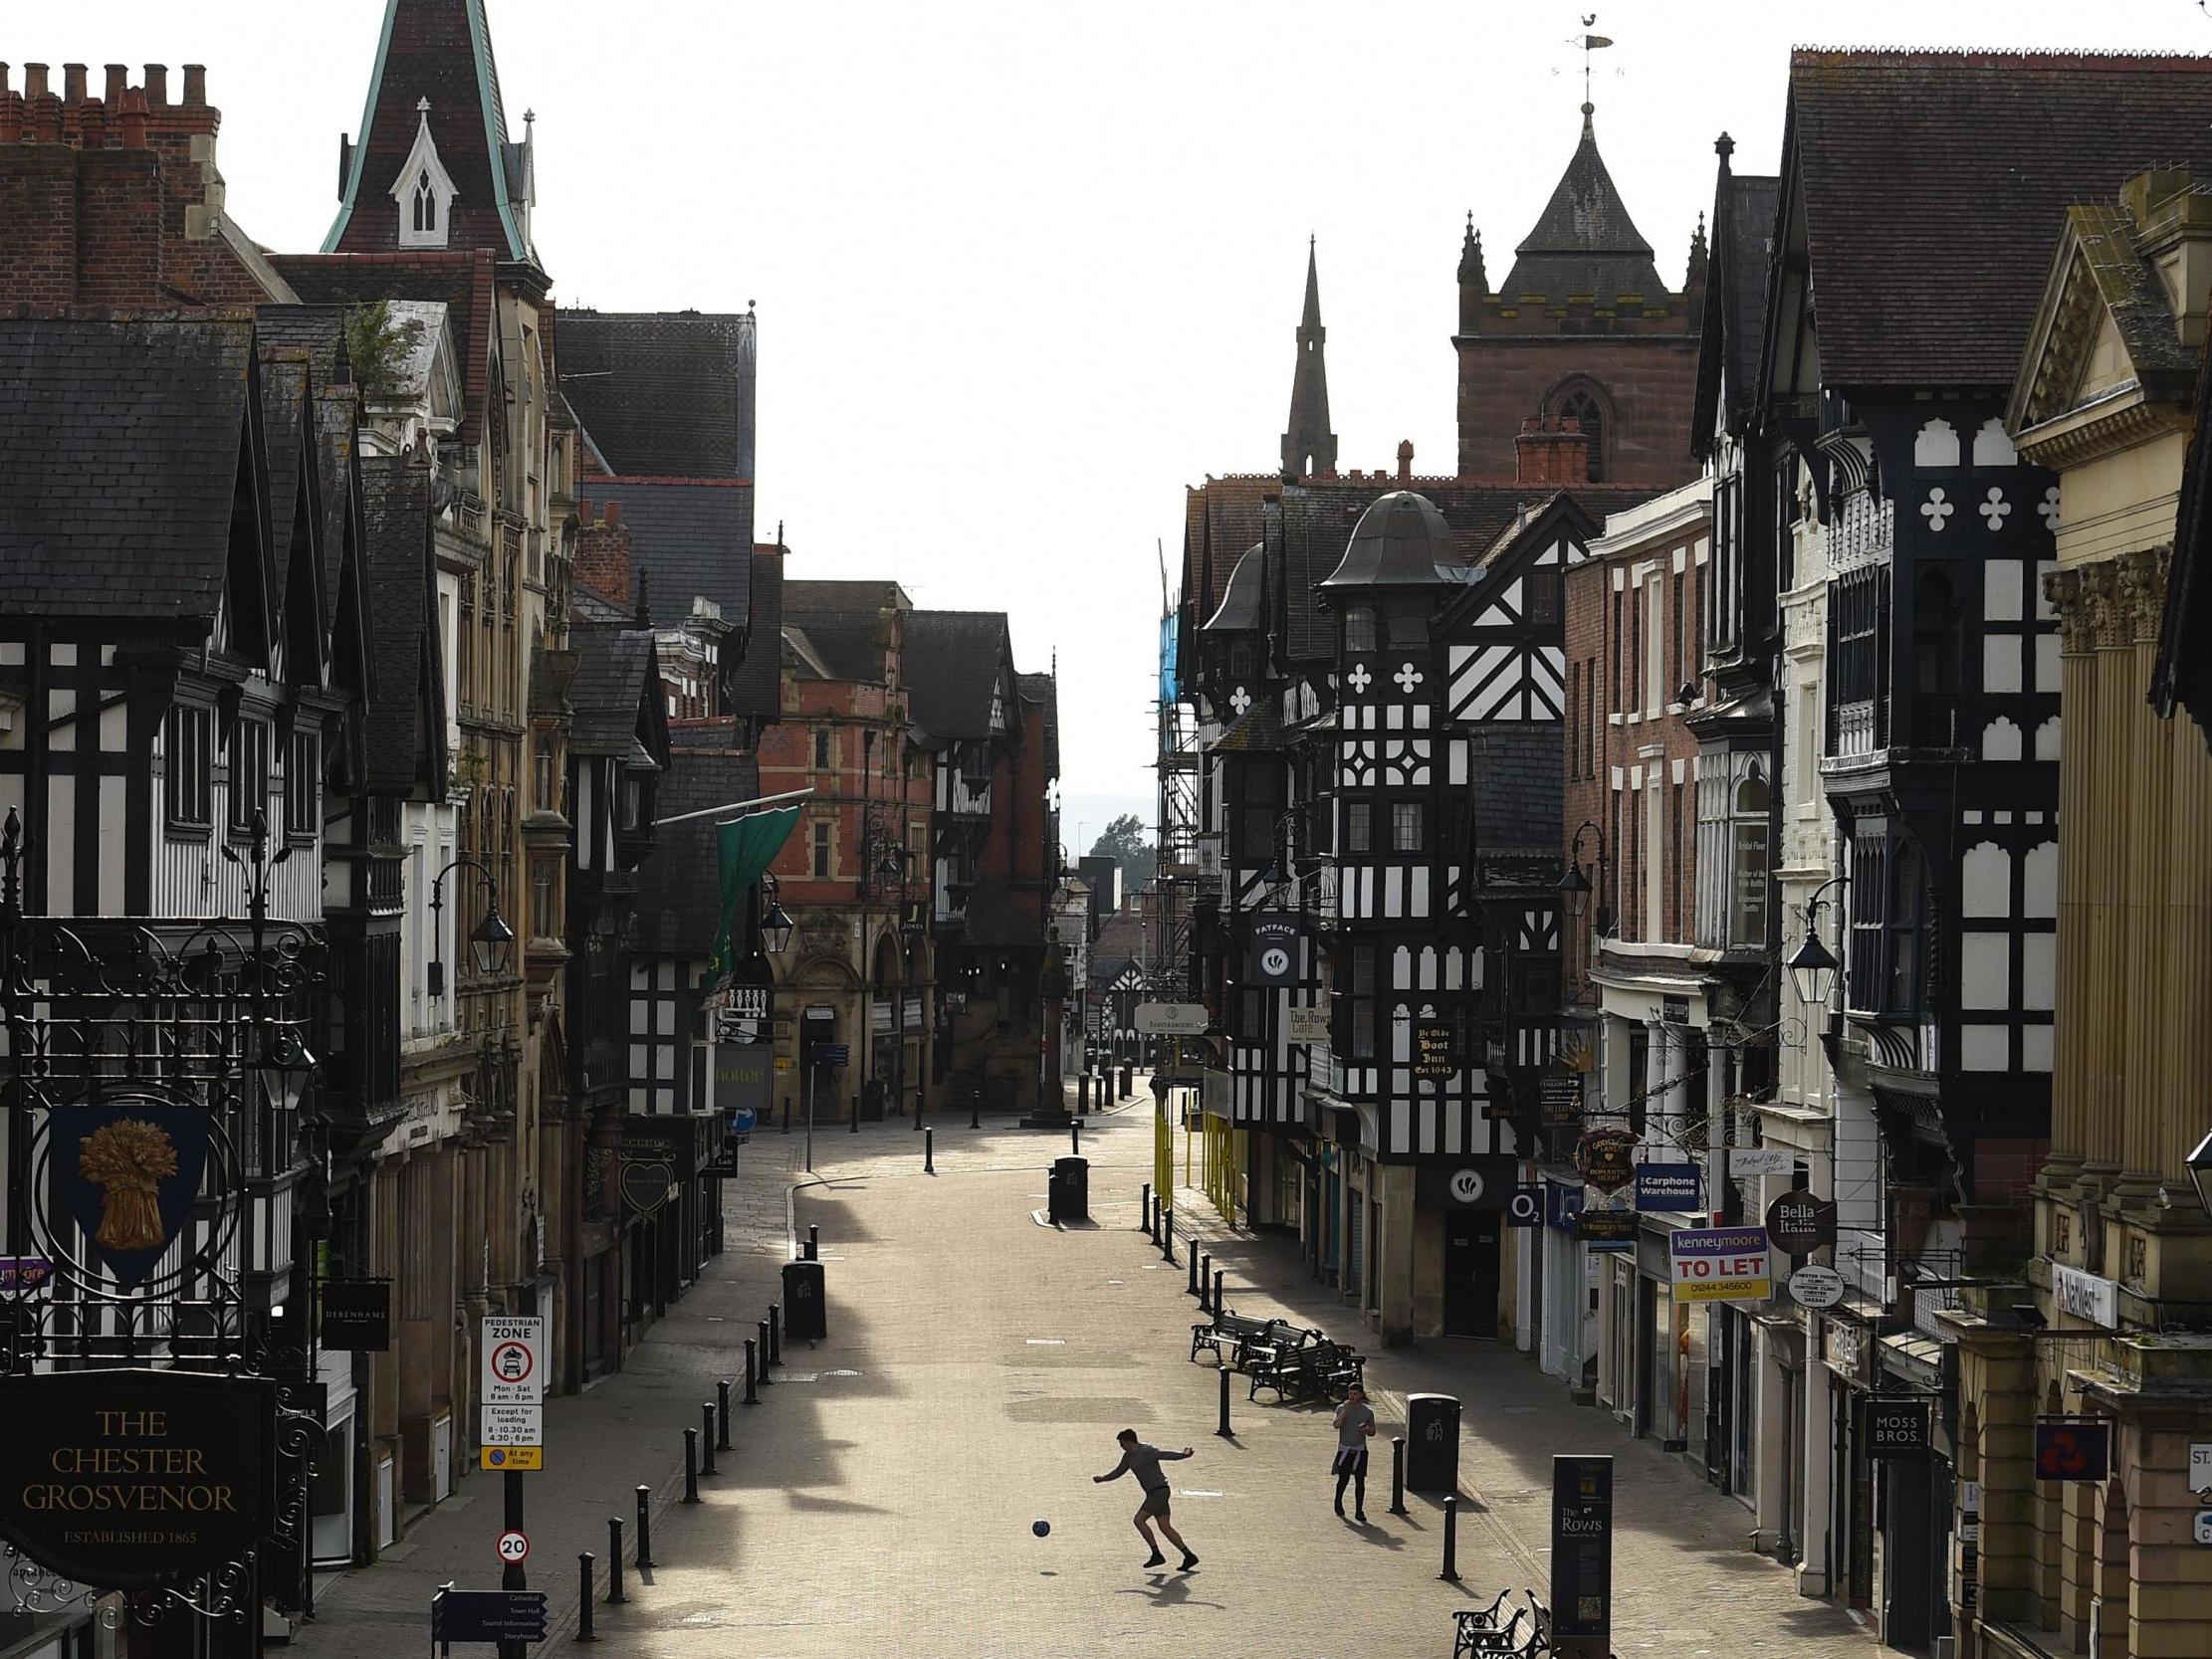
[0,63,272,311]
[572,501,632,608]
[1456,332,1700,487]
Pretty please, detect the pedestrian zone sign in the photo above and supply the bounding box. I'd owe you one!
[482,1317,544,1404]
[1668,1226,1772,1303]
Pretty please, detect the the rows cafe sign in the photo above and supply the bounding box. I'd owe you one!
[0,1370,276,1586]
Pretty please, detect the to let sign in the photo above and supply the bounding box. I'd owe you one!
[1866,1397,1932,1458]
[1668,1227,1772,1303]
[0,1369,277,1588]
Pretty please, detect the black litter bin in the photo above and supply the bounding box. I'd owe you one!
[780,1259,826,1341]
[1048,1156,1090,1222]
[1404,1392,1461,1493]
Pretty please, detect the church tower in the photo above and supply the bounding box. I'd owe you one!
[323,0,539,264]
[1282,239,1338,481]
[1453,104,1701,485]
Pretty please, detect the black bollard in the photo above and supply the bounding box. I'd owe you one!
[1212,1267,1224,1315]
[781,1097,790,1134]
[743,1340,760,1404]
[1163,1209,1176,1266]
[1187,1247,1201,1298]
[1438,1495,1459,1581]
[576,1553,596,1642]
[701,1403,718,1476]
[1072,1120,1081,1156]
[925,1127,934,1174]
[1389,1436,1409,1516]
[970,1089,981,1130]
[768,1304,782,1366]
[1139,1182,1152,1232]
[1077,1074,1089,1114]
[717,1380,733,1447]
[605,1520,625,1604]
[806,1224,820,1261]
[682,1429,700,1504]
[635,1485,655,1569]
[756,1321,774,1385]
[1217,1364,1232,1438]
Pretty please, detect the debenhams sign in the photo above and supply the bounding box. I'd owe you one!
[0,1370,276,1586]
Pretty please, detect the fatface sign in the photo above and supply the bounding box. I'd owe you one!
[1245,916,1300,985]
[1414,1157,1516,1210]
[0,1370,276,1587]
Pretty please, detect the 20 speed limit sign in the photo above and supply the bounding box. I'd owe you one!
[496,1530,530,1565]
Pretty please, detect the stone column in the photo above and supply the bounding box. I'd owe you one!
[2077,563,2131,1200]
[2118,548,2172,1201]
[2043,565,2097,1187]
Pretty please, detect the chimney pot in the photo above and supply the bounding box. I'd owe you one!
[577,497,592,524]
[120,88,147,148]
[24,64,48,99]
[603,501,620,526]
[63,64,87,103]
[106,65,127,104]
[142,65,166,104]
[1397,439,1414,483]
[182,65,206,105]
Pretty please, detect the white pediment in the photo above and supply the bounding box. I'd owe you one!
[389,100,456,250]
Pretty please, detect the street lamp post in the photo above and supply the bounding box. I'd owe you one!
[1788,876,1849,1016]
[1559,818,1608,931]
[424,856,516,997]
[875,846,922,1131]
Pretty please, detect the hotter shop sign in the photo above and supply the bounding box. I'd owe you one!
[1668,1226,1772,1303]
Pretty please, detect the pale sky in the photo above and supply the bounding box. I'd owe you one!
[22,0,2206,849]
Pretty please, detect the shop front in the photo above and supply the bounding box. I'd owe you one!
[1537,1176,1593,1395]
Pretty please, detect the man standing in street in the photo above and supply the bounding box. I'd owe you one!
[1332,1383,1377,1522]
[1093,1429,1200,1570]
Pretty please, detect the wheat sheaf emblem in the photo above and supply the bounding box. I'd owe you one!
[77,1118,179,1252]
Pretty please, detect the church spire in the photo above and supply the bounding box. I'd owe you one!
[1282,237,1337,481]
[324,0,539,264]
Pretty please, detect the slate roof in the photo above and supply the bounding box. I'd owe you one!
[559,311,758,479]
[255,305,352,391]
[1202,544,1265,632]
[259,357,317,625]
[783,580,907,683]
[1018,672,1058,779]
[578,478,753,635]
[905,610,1012,739]
[1209,699,1284,753]
[357,453,445,793]
[270,250,498,443]
[1692,149,1780,447]
[0,313,263,628]
[724,544,784,721]
[1499,108,1669,301]
[326,0,536,263]
[1318,492,1467,590]
[632,745,762,957]
[1787,49,2212,389]
[568,627,659,756]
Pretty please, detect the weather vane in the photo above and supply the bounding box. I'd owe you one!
[1566,13,1616,110]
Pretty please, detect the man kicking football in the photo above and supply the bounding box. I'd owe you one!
[1093,1429,1199,1570]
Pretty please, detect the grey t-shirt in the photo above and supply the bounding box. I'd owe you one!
[1335,1402,1376,1449]
[1103,1442,1188,1491]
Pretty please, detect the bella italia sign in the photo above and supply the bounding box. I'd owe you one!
[0,1370,276,1587]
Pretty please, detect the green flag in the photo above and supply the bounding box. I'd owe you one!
[711,805,800,983]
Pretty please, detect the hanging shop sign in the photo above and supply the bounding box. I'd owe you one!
[1575,1128,1639,1194]
[1667,1226,1772,1303]
[1134,1002,1210,1035]
[1411,1021,1457,1080]
[1577,1207,1638,1251]
[0,1369,277,1588]
[320,1278,392,1352]
[1634,1162,1702,1213]
[1764,1189,1839,1259]
[1245,916,1300,985]
[1866,1396,1933,1458]
[1546,1183,1587,1234]
[1540,1073,1585,1127]
[1787,1265,1847,1311]
[2035,1420,2111,1483]
[1548,1455,1614,1643]
[1285,1006,1330,1046]
[1729,1147,1795,1177]
[1507,1186,1543,1227]
[2051,1265,2117,1329]
[1659,994,1691,1024]
[1414,1157,1516,1210]
[48,1101,212,1291]
[0,1258,53,1293]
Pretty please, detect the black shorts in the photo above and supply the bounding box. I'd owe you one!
[1332,1447,1369,1476]
[1139,1485,1172,1519]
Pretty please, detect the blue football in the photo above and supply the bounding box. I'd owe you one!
[1031,1519,1051,1538]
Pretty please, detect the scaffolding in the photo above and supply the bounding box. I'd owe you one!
[1147,609,1201,999]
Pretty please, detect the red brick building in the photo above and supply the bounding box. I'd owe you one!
[1455,105,1704,486]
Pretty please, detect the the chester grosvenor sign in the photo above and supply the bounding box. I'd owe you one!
[0,1370,276,1587]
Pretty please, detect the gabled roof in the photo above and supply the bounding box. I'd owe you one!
[559,311,758,478]
[270,249,499,444]
[326,0,537,263]
[357,453,446,793]
[1692,139,1780,449]
[905,610,1013,739]
[256,305,353,392]
[783,580,908,683]
[0,313,272,638]
[258,354,332,687]
[1784,49,2212,390]
[1499,107,1669,301]
[568,627,661,756]
[723,544,783,721]
[1017,672,1058,780]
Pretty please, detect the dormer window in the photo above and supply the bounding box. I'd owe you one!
[391,98,455,249]
[1343,606,1378,655]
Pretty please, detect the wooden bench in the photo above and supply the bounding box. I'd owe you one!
[1189,1310,1274,1367]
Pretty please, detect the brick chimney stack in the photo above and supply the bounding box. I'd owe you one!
[1514,416,1592,487]
[574,503,634,608]
[1397,439,1414,483]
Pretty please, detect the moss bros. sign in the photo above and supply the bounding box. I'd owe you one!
[0,1370,276,1586]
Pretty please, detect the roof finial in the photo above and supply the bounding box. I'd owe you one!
[416,96,431,114]
[1577,14,1612,126]
[635,567,651,629]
